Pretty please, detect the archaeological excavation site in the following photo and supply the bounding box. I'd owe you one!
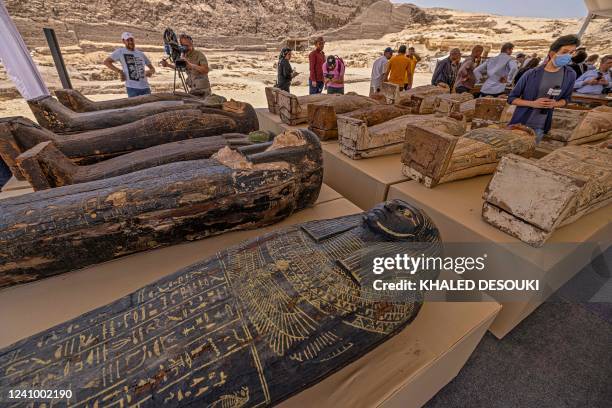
[0,0,610,407]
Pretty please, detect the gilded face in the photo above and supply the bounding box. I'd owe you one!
[364,200,424,240]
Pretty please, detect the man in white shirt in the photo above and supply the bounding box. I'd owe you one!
[103,32,156,97]
[370,47,393,96]
[474,42,518,97]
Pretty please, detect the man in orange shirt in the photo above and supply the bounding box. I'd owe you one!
[385,45,411,89]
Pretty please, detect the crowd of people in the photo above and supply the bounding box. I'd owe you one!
[0,32,610,188]
[365,35,609,143]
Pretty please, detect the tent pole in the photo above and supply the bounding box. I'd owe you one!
[577,13,594,39]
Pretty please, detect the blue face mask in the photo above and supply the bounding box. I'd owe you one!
[553,54,572,67]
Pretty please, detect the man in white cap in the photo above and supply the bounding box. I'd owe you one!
[103,32,155,97]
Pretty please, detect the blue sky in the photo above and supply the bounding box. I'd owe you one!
[394,0,588,18]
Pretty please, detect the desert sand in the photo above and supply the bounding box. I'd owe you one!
[0,2,610,116]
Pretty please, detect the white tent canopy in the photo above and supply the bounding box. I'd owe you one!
[0,0,49,100]
[579,0,612,37]
[584,0,612,17]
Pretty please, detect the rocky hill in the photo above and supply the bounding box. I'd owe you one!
[5,0,398,48]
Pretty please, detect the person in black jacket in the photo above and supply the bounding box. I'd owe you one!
[276,47,297,92]
[431,48,462,89]
[569,49,589,78]
[0,158,10,189]
[513,57,541,86]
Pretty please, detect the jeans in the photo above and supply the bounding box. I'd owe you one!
[327,87,344,95]
[0,158,11,189]
[533,128,545,144]
[126,87,151,98]
[309,80,324,94]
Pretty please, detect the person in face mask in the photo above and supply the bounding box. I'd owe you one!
[507,34,580,144]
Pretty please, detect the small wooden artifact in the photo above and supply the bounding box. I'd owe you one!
[27,95,210,133]
[265,86,280,114]
[540,106,612,150]
[433,93,476,122]
[482,145,611,247]
[0,102,258,179]
[276,90,334,125]
[54,89,200,112]
[0,129,323,288]
[306,94,381,140]
[17,135,252,190]
[339,111,465,159]
[471,97,509,129]
[402,125,536,187]
[0,200,441,406]
[380,83,449,114]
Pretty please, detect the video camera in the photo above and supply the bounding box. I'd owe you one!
[163,28,188,70]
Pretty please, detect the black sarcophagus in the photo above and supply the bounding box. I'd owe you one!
[0,129,322,289]
[0,200,441,406]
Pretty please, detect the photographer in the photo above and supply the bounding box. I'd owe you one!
[104,32,155,97]
[322,55,345,94]
[161,34,211,96]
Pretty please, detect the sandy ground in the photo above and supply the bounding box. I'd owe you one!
[0,61,431,119]
[0,7,608,118]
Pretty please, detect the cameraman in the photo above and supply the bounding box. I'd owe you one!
[161,34,211,96]
[104,32,155,97]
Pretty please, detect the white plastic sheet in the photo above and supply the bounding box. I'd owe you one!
[0,0,49,100]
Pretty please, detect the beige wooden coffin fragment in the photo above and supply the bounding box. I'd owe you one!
[380,83,450,113]
[540,106,612,150]
[307,94,381,140]
[434,93,476,122]
[265,87,280,114]
[276,90,331,125]
[471,97,510,129]
[402,125,535,188]
[482,145,611,247]
[338,111,465,159]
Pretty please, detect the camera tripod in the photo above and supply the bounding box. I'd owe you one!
[173,66,189,94]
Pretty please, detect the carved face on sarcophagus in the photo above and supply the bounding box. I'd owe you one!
[0,129,323,289]
[0,104,259,180]
[482,145,611,247]
[402,125,536,188]
[0,200,441,406]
